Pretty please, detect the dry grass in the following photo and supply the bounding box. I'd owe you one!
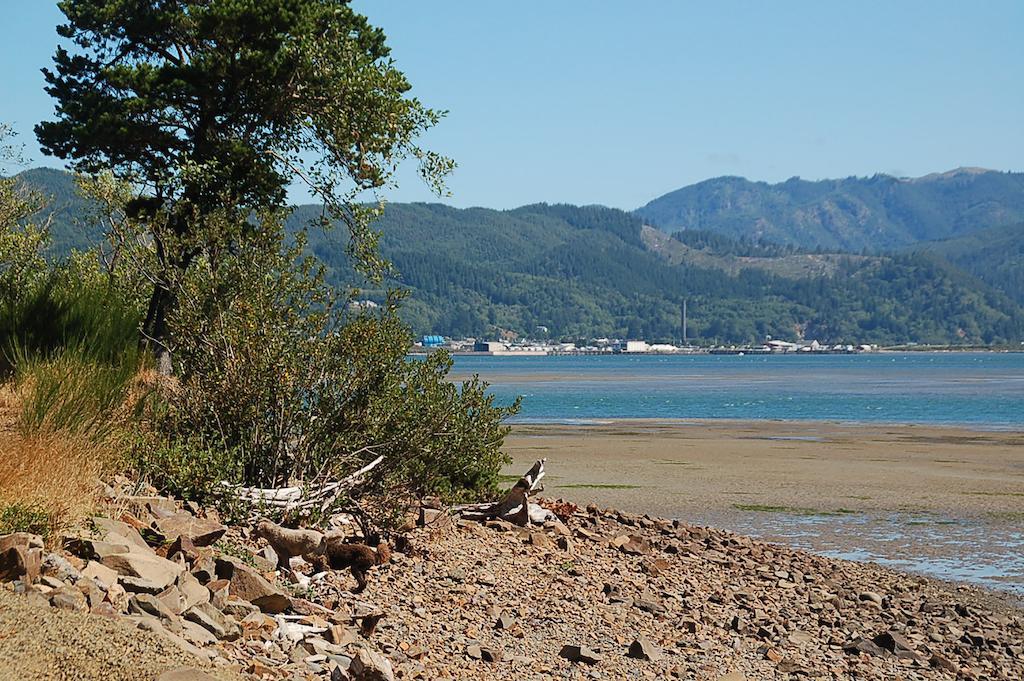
[0,431,111,539]
[0,358,138,540]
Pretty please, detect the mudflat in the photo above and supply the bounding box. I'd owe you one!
[504,420,1024,593]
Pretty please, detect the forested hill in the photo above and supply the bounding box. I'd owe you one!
[636,167,1024,252]
[14,168,1024,345]
[910,222,1024,307]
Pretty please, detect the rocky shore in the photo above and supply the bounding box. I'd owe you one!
[1,478,1022,680]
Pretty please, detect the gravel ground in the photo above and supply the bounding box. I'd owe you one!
[0,585,233,681]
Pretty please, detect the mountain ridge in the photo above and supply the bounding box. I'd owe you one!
[636,167,1024,251]
[10,167,1024,344]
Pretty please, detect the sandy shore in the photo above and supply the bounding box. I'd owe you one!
[504,420,1024,593]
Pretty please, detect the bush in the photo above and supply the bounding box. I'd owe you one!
[142,220,518,527]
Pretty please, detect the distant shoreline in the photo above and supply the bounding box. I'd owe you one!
[505,415,1024,433]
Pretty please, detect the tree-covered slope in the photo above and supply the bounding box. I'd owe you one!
[910,222,1024,306]
[636,168,1024,251]
[16,168,1024,345]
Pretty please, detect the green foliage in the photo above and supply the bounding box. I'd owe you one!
[0,267,142,375]
[912,222,1024,306]
[15,345,141,443]
[37,0,452,360]
[134,216,518,525]
[0,502,51,536]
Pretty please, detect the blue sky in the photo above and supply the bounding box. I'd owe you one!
[3,1,1022,209]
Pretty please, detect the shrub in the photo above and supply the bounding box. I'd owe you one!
[143,219,519,527]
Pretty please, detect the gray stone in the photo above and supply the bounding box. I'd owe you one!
[129,593,182,632]
[627,637,663,661]
[80,560,119,588]
[349,646,394,681]
[214,556,290,613]
[184,602,241,641]
[49,585,88,612]
[102,550,183,590]
[559,644,604,664]
[153,512,227,547]
[40,552,81,583]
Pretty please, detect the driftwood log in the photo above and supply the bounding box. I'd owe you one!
[222,454,385,517]
[457,458,554,526]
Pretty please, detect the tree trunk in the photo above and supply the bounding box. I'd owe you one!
[142,281,174,376]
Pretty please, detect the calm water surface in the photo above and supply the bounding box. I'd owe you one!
[452,352,1024,428]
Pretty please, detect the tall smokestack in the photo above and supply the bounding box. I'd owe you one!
[681,299,687,345]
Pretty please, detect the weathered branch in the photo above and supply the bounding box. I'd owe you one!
[457,459,552,526]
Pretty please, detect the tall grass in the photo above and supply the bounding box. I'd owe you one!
[0,432,111,539]
[0,270,144,538]
[14,345,141,442]
[0,270,140,376]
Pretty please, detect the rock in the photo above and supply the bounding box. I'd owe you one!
[80,560,119,588]
[843,637,887,657]
[190,555,216,583]
[418,507,449,527]
[716,674,747,681]
[129,593,182,631]
[65,537,132,561]
[178,619,218,647]
[930,653,958,672]
[90,517,150,551]
[627,637,663,661]
[480,646,502,662]
[175,572,210,611]
[154,512,227,547]
[0,544,41,583]
[0,532,43,552]
[872,631,923,660]
[118,575,167,594]
[494,612,516,630]
[777,658,807,674]
[221,599,260,619]
[328,624,359,646]
[40,552,81,583]
[528,532,554,549]
[125,495,178,521]
[788,630,814,646]
[76,577,105,608]
[349,646,395,681]
[101,550,183,590]
[634,597,667,616]
[858,591,883,606]
[156,669,218,681]
[184,602,240,641]
[619,535,652,556]
[466,644,482,659]
[559,644,604,664]
[49,585,88,612]
[166,535,201,564]
[206,578,230,609]
[214,556,290,613]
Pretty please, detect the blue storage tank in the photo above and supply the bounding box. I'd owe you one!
[421,335,445,347]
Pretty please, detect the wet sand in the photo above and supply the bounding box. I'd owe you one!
[504,420,1024,594]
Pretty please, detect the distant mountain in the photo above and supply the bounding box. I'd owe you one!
[13,167,105,255]
[13,168,1024,345]
[636,168,1024,251]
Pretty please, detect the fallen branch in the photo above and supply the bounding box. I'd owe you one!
[457,458,553,526]
[222,454,386,514]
